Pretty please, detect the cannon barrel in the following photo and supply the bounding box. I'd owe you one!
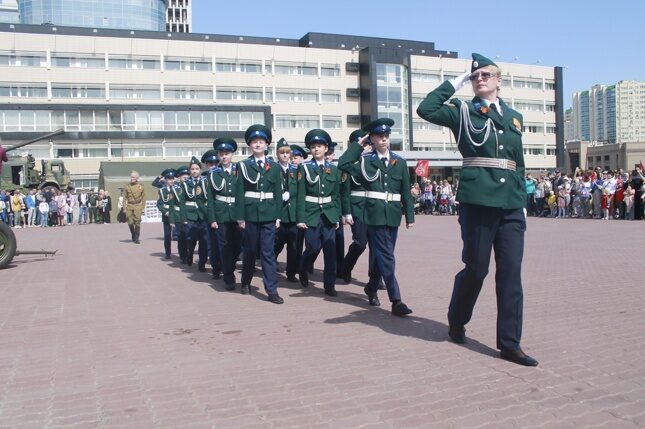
[4,129,65,153]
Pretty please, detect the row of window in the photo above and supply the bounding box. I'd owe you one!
[411,69,556,90]
[0,83,342,103]
[411,95,557,113]
[412,119,556,135]
[0,51,341,76]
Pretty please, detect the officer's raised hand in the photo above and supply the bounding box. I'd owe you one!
[449,71,472,91]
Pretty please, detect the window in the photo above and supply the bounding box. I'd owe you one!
[513,78,543,90]
[514,101,543,112]
[545,81,556,90]
[109,56,160,70]
[523,123,544,133]
[110,85,160,100]
[545,103,556,112]
[322,116,342,129]
[275,115,319,129]
[321,64,340,77]
[165,57,211,72]
[411,70,440,82]
[546,125,557,134]
[275,89,318,103]
[52,54,104,68]
[216,87,262,101]
[0,83,47,98]
[51,84,105,99]
[413,120,442,131]
[0,51,46,67]
[321,91,341,103]
[216,60,262,73]
[165,86,213,100]
[274,62,317,76]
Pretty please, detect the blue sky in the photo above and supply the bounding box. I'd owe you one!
[192,0,643,108]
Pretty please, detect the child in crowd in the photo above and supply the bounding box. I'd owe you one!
[547,191,557,217]
[557,185,567,218]
[601,188,610,220]
[624,185,634,220]
[38,200,49,227]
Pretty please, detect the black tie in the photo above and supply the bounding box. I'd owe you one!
[257,160,263,170]
[381,157,388,167]
[319,164,324,174]
[491,103,501,116]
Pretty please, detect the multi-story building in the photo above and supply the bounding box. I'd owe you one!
[0,23,563,189]
[166,0,190,33]
[0,0,19,24]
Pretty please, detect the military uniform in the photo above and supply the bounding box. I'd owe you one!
[201,150,223,278]
[338,118,415,316]
[416,53,537,366]
[296,129,343,295]
[206,139,241,288]
[123,178,146,243]
[235,124,284,303]
[156,169,183,259]
[182,157,209,271]
[274,139,300,282]
[174,166,190,263]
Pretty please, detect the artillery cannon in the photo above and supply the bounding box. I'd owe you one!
[0,129,64,269]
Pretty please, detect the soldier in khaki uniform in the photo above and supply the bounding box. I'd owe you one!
[123,170,145,244]
[416,53,537,367]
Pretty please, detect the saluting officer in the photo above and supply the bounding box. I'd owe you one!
[235,124,284,304]
[182,157,208,272]
[338,118,415,317]
[206,138,241,290]
[274,138,300,282]
[297,129,343,297]
[416,53,538,366]
[123,170,145,244]
[156,168,182,259]
[201,150,223,278]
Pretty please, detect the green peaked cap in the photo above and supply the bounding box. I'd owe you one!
[471,53,498,73]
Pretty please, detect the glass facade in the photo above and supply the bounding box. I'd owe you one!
[376,63,409,151]
[18,0,167,31]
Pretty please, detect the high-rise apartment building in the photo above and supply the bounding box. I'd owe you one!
[0,0,19,23]
[166,0,190,33]
[0,23,563,189]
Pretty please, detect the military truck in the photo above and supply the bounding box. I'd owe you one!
[0,154,71,192]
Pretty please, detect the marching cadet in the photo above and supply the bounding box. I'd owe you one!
[297,129,343,297]
[274,138,300,282]
[235,124,284,304]
[123,170,145,244]
[416,53,538,366]
[290,144,308,274]
[206,138,241,290]
[174,165,190,263]
[182,157,208,272]
[201,150,222,279]
[338,118,415,317]
[156,169,182,259]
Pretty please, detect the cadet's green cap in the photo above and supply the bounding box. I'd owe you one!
[363,118,394,135]
[304,129,332,148]
[189,156,201,167]
[276,138,289,150]
[471,53,498,73]
[349,129,366,144]
[213,137,237,153]
[176,166,189,176]
[161,168,177,179]
[245,124,272,145]
[326,142,338,153]
[201,149,219,164]
[290,144,308,159]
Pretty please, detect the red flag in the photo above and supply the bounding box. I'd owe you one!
[415,160,430,178]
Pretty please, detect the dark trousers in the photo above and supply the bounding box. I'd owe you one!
[217,221,242,285]
[343,218,370,274]
[275,222,299,277]
[366,226,401,302]
[162,217,172,257]
[208,224,222,274]
[187,220,208,268]
[241,221,278,295]
[449,203,525,351]
[300,217,337,290]
[176,222,187,263]
[310,218,344,275]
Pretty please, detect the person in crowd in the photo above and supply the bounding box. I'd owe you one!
[11,190,25,228]
[630,167,644,220]
[25,189,36,227]
[78,189,89,224]
[624,184,635,220]
[601,188,610,220]
[56,189,67,226]
[38,198,49,227]
[66,190,76,225]
[88,191,98,224]
[103,191,112,223]
[123,170,145,243]
[525,173,537,216]
[48,193,58,227]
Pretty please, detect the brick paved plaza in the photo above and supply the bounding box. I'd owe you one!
[1,216,644,428]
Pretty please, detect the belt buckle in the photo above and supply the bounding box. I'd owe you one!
[385,192,392,202]
[259,191,265,201]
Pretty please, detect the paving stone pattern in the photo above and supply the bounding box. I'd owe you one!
[1,217,644,428]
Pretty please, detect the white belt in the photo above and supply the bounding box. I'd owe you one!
[305,196,332,204]
[245,191,274,200]
[215,195,236,203]
[365,191,401,202]
[462,157,517,171]
[163,204,170,209]
[185,201,197,207]
[350,191,366,198]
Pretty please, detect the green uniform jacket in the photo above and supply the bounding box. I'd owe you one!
[296,160,342,227]
[234,157,282,222]
[338,143,414,227]
[156,185,183,223]
[416,80,526,209]
[205,166,238,224]
[180,178,207,222]
[278,163,299,223]
[346,173,367,222]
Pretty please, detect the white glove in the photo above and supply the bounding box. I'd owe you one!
[449,71,471,92]
[282,191,290,202]
[344,214,353,225]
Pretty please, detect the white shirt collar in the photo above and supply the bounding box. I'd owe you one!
[253,156,266,164]
[375,150,390,162]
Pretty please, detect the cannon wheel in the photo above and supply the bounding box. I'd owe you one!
[0,222,17,269]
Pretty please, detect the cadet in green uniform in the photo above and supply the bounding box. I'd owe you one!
[123,170,146,243]
[156,169,182,259]
[206,139,241,290]
[416,53,537,366]
[235,124,284,304]
[181,157,208,272]
[174,165,189,264]
[274,138,300,282]
[297,129,343,297]
[338,118,415,316]
[202,150,222,279]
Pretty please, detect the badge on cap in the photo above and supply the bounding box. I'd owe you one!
[473,61,479,68]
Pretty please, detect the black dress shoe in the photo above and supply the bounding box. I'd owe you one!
[391,301,413,317]
[286,275,298,283]
[180,259,187,265]
[448,325,466,344]
[186,259,193,266]
[363,287,380,306]
[164,254,171,260]
[268,294,284,304]
[198,266,207,272]
[299,271,309,288]
[240,285,250,295]
[341,269,352,284]
[212,272,221,280]
[500,348,538,367]
[225,283,235,291]
[324,288,338,297]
